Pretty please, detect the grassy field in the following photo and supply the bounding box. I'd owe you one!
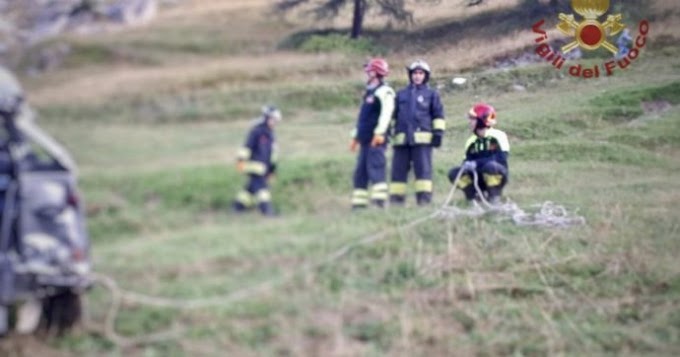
[4,0,680,355]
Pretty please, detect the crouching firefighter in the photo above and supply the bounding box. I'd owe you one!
[390,60,445,206]
[233,106,281,216]
[448,103,509,204]
[349,58,395,209]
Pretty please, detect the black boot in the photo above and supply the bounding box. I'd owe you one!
[389,195,406,206]
[486,187,502,205]
[416,192,432,206]
[258,202,276,217]
[232,201,249,213]
[462,185,478,201]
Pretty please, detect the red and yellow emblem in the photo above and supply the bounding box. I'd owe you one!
[557,0,626,54]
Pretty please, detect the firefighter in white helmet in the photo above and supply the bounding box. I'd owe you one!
[233,106,282,216]
[390,60,446,206]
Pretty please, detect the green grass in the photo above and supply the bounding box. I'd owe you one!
[3,1,680,355]
[44,58,679,354]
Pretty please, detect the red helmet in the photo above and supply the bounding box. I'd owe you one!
[468,103,497,128]
[365,58,389,77]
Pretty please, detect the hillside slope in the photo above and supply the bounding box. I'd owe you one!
[3,0,680,355]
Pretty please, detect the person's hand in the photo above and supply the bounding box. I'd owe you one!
[462,160,477,171]
[432,134,442,148]
[267,173,276,183]
[236,161,245,173]
[350,139,359,152]
[370,135,385,147]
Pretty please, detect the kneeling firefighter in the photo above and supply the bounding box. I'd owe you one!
[448,103,509,204]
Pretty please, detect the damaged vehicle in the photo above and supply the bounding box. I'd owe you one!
[0,66,91,337]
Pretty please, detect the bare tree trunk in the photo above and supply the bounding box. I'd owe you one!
[350,0,364,39]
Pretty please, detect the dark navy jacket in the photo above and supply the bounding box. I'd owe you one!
[464,128,510,169]
[238,122,277,176]
[353,83,395,145]
[392,83,445,146]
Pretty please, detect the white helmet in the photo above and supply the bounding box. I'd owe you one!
[407,60,431,84]
[408,60,431,74]
[0,66,24,116]
[261,105,282,121]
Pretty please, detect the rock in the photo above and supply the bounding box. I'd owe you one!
[26,43,71,75]
[512,84,526,91]
[105,0,157,26]
[0,0,159,71]
[452,77,467,85]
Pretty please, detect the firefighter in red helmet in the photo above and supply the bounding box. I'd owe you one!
[349,58,395,209]
[448,103,509,204]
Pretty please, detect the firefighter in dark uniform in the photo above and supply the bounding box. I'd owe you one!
[233,106,281,216]
[350,58,395,209]
[448,103,509,204]
[389,60,446,206]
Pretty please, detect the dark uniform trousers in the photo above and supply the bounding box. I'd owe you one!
[390,145,433,205]
[234,174,274,215]
[352,144,388,208]
[448,161,508,201]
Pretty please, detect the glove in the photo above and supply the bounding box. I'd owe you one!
[350,139,359,152]
[432,133,443,148]
[236,161,245,173]
[370,135,385,147]
[462,160,477,172]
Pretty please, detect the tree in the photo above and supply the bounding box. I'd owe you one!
[275,0,440,39]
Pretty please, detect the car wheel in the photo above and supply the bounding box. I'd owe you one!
[39,290,82,336]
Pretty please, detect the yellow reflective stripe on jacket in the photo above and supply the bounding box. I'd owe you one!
[414,132,433,144]
[244,161,267,175]
[350,128,358,139]
[464,135,478,154]
[389,182,407,195]
[392,132,406,145]
[432,118,446,131]
[414,179,433,193]
[487,128,510,151]
[373,86,396,135]
[237,147,251,160]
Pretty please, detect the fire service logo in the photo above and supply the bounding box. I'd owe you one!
[531,0,649,78]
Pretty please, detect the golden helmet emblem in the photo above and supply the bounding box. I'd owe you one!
[571,0,610,19]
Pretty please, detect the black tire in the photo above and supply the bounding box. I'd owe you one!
[39,290,82,336]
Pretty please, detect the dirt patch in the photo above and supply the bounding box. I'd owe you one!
[0,335,71,357]
[641,100,672,115]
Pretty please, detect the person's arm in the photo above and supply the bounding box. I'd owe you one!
[431,91,445,147]
[239,129,258,161]
[431,91,446,134]
[374,86,395,137]
[490,129,510,168]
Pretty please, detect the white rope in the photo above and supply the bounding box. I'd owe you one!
[437,169,586,228]
[85,168,585,347]
[85,212,437,348]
